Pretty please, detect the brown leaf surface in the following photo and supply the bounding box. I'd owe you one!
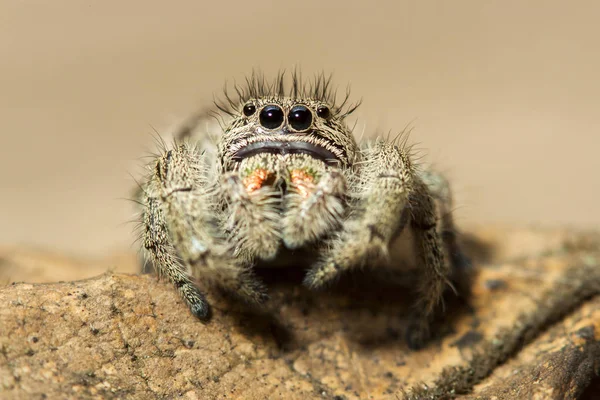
[1,227,599,399]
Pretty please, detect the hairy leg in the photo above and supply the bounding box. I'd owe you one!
[142,143,266,319]
[303,141,452,347]
[142,194,210,318]
[304,140,415,287]
[405,178,452,347]
[418,169,473,296]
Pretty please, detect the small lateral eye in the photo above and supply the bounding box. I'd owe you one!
[316,106,330,119]
[243,103,256,116]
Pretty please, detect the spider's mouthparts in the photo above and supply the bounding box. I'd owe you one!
[232,141,340,166]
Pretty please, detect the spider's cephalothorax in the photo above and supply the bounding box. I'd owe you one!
[139,72,469,347]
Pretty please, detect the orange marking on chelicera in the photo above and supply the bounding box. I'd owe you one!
[291,169,315,198]
[243,168,271,193]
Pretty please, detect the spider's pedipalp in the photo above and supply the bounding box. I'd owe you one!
[282,155,346,249]
[220,158,282,261]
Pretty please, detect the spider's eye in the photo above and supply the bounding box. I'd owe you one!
[259,105,284,129]
[288,105,313,131]
[243,103,256,116]
[316,106,330,119]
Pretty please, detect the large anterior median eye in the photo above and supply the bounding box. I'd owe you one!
[288,105,313,131]
[259,105,284,129]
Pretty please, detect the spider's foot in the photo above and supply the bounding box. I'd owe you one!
[405,317,432,350]
[180,283,211,321]
[450,251,475,298]
[227,275,270,305]
[190,300,211,321]
[303,261,341,289]
[245,290,270,305]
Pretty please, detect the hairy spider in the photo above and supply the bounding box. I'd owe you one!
[137,72,469,347]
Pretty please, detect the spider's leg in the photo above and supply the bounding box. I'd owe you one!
[303,140,452,348]
[405,178,452,348]
[418,169,473,296]
[304,140,414,287]
[142,194,210,319]
[141,144,267,319]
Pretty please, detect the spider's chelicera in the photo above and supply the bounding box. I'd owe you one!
[138,72,469,347]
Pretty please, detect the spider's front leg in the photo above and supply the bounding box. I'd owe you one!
[142,143,266,319]
[304,140,451,346]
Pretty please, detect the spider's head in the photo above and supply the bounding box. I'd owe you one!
[215,72,360,171]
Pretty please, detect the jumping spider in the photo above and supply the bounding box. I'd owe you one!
[138,72,469,347]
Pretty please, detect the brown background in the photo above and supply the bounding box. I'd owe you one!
[1,1,599,257]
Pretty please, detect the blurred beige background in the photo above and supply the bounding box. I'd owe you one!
[1,1,599,257]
